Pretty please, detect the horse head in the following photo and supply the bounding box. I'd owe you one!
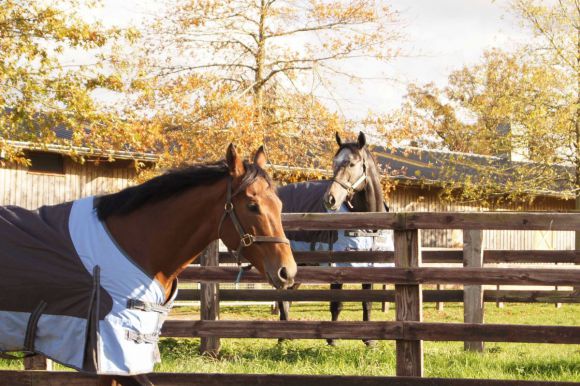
[324,131,385,213]
[218,144,297,289]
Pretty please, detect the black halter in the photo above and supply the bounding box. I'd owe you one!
[217,177,290,281]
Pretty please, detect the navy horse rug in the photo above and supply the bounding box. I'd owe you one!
[0,197,176,375]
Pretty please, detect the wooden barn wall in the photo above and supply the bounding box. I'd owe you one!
[388,185,575,250]
[0,158,136,209]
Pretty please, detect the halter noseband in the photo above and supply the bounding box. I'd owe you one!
[218,177,290,282]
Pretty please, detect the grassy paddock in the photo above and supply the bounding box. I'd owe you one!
[1,302,579,381]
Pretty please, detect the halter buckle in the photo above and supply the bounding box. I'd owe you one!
[240,234,254,247]
[224,202,234,212]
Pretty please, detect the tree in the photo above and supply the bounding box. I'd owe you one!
[0,0,148,165]
[124,0,401,171]
[384,48,574,206]
[509,0,580,253]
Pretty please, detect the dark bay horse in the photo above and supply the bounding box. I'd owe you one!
[277,131,389,346]
[0,144,296,386]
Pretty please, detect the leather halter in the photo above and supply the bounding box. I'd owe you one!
[331,158,367,204]
[217,176,290,279]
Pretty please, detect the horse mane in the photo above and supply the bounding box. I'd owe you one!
[362,147,387,213]
[336,143,386,213]
[95,160,272,220]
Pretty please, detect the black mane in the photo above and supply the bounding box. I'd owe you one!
[96,160,271,220]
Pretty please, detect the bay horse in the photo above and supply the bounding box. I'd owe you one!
[277,131,389,346]
[0,144,296,386]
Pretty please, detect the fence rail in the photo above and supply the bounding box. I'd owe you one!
[212,250,580,264]
[1,371,578,386]
[180,266,579,286]
[282,212,580,231]
[176,289,580,303]
[161,320,580,344]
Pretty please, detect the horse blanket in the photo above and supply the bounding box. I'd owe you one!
[278,181,393,265]
[0,197,177,375]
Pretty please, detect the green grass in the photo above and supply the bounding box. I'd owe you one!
[2,302,579,381]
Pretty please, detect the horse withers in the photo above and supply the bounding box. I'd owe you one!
[0,144,296,386]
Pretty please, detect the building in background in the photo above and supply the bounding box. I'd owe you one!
[0,139,156,209]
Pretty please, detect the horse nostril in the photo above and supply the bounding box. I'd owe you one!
[328,194,336,206]
[278,267,288,282]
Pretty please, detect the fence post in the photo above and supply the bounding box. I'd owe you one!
[436,284,444,311]
[394,229,423,377]
[199,240,220,356]
[23,355,52,371]
[381,284,390,312]
[555,263,562,308]
[463,229,484,352]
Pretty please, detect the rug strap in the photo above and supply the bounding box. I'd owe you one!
[127,299,171,314]
[125,330,160,344]
[23,300,47,353]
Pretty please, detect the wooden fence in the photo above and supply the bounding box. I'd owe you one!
[180,212,580,381]
[4,211,580,385]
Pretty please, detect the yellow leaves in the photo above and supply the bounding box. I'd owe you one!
[392,44,577,205]
[0,0,151,168]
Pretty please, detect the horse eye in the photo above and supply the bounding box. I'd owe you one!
[349,163,355,167]
[247,202,260,213]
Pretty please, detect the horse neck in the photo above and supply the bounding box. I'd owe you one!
[352,150,385,213]
[104,179,227,299]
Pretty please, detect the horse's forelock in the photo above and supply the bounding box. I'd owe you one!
[235,161,274,196]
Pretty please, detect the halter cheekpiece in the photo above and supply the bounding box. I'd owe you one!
[218,176,290,282]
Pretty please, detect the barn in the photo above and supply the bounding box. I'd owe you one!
[0,140,156,209]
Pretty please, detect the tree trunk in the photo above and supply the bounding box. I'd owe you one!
[253,0,267,137]
[575,25,580,291]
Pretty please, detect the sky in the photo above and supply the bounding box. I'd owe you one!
[88,0,530,120]
[331,0,528,118]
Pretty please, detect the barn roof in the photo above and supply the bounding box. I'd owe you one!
[2,115,159,162]
[371,145,573,198]
[4,140,159,162]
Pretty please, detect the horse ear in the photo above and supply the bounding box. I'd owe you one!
[335,132,343,147]
[253,145,267,169]
[226,143,245,177]
[357,131,366,149]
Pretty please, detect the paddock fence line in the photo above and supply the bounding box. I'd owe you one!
[189,211,580,380]
[4,211,579,385]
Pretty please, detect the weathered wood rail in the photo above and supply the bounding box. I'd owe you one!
[2,371,579,386]
[211,249,580,264]
[180,266,579,286]
[176,289,580,303]
[281,211,580,231]
[161,320,580,344]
